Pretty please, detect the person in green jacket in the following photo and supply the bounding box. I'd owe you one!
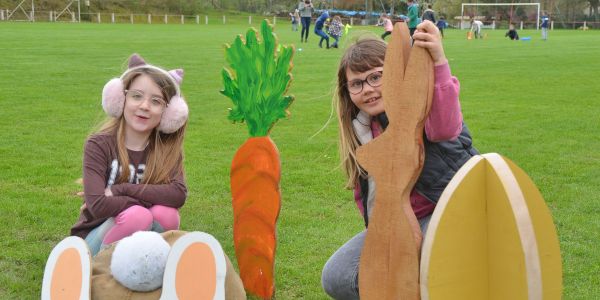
[407,0,419,36]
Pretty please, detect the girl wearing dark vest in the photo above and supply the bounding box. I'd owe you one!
[321,22,478,299]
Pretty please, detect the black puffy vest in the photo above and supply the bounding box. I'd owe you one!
[358,113,479,226]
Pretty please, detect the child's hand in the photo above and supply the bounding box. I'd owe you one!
[413,20,447,66]
[105,187,113,197]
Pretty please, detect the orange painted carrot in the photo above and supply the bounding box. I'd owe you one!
[221,20,294,300]
[231,137,280,298]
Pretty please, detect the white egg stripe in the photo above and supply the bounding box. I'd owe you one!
[484,153,542,300]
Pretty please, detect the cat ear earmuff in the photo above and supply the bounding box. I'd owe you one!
[101,54,189,134]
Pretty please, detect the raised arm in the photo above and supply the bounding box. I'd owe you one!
[413,21,463,141]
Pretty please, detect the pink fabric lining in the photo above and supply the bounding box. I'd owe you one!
[102,205,180,244]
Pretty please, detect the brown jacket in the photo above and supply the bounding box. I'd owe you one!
[71,134,187,238]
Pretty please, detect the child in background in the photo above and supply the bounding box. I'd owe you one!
[541,12,550,40]
[328,15,344,48]
[421,4,436,24]
[71,53,189,256]
[290,9,300,31]
[379,13,394,40]
[505,23,519,40]
[471,19,484,39]
[321,21,478,299]
[436,16,447,38]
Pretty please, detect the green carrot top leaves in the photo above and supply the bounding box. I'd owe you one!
[221,20,295,137]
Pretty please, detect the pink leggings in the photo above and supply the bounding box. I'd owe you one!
[102,205,180,245]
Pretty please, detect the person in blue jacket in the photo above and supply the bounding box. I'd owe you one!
[541,12,550,40]
[436,16,448,38]
[314,11,330,49]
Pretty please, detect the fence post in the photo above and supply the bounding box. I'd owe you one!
[0,9,4,21]
[223,15,226,24]
[111,13,114,23]
[550,21,554,30]
[97,13,100,23]
[520,21,523,30]
[583,21,587,29]
[164,14,167,24]
[205,15,208,24]
[181,15,184,24]
[130,14,133,24]
[147,14,151,24]
[492,20,495,29]
[196,15,199,24]
[71,12,75,22]
[48,11,52,21]
[273,16,276,25]
[350,17,353,26]
[249,15,252,24]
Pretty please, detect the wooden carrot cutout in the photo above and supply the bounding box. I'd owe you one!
[356,22,434,299]
[221,20,294,300]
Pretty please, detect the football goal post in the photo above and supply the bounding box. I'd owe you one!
[461,2,540,30]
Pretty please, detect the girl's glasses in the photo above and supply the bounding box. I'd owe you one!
[346,71,383,95]
[124,90,166,109]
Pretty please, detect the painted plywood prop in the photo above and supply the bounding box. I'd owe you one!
[221,19,294,300]
[420,153,562,299]
[42,236,91,300]
[355,22,433,299]
[42,231,242,300]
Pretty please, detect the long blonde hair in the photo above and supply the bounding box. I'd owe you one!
[335,37,386,189]
[95,67,186,185]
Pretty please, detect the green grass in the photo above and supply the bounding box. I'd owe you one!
[0,22,599,299]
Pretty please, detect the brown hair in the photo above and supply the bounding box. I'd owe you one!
[335,37,386,189]
[96,67,186,185]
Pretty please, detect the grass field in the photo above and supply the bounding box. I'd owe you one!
[0,21,599,299]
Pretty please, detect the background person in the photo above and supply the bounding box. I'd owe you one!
[298,0,314,43]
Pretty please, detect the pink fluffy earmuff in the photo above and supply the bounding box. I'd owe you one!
[101,53,189,134]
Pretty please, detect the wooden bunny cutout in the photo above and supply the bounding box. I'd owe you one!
[356,22,434,300]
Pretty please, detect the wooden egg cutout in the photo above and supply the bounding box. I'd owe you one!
[420,153,562,300]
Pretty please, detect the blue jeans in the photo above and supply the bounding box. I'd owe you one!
[300,17,311,40]
[84,218,165,256]
[314,28,329,48]
[331,35,340,47]
[321,214,432,299]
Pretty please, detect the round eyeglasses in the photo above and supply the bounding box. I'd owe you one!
[124,90,167,110]
[346,71,383,95]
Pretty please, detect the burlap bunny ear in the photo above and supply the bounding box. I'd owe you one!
[128,53,146,68]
